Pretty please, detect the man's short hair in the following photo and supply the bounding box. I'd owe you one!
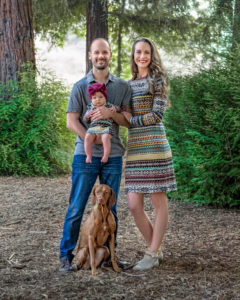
[90,38,111,51]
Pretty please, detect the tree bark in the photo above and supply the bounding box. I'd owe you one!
[0,0,35,84]
[117,26,122,77]
[86,0,108,74]
[232,0,240,49]
[116,0,125,77]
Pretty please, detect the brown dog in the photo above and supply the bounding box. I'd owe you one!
[75,184,121,275]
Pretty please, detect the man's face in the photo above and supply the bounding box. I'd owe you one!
[88,40,112,70]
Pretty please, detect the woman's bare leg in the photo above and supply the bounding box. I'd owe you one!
[149,192,168,252]
[128,192,153,247]
[131,192,168,270]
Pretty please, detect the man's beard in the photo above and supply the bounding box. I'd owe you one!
[92,61,109,70]
[95,65,107,70]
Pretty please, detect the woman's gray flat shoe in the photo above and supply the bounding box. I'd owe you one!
[133,248,163,271]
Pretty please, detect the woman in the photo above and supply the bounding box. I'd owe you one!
[123,38,177,271]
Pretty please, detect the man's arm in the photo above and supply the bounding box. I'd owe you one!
[67,112,86,139]
[67,112,103,144]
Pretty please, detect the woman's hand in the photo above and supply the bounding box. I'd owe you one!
[122,111,132,122]
[109,106,117,113]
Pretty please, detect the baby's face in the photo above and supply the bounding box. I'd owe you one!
[91,92,106,107]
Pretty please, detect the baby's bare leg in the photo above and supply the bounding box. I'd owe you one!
[101,133,112,163]
[84,133,96,163]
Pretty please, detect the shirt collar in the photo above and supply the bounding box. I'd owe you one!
[86,70,115,85]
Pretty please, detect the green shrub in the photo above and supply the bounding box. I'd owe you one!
[165,50,240,207]
[0,67,75,176]
[119,126,128,149]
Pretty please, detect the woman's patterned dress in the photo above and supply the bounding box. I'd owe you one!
[125,76,177,194]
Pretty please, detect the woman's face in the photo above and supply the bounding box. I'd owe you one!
[134,41,151,72]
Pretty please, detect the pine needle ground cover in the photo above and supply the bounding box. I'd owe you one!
[0,176,239,299]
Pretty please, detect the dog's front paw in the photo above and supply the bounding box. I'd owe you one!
[113,263,122,273]
[91,268,98,276]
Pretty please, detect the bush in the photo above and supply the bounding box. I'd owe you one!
[119,126,128,149]
[165,50,240,207]
[0,67,75,176]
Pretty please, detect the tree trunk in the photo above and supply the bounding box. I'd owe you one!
[117,27,122,77]
[232,0,240,49]
[86,0,108,74]
[0,0,35,84]
[116,0,125,77]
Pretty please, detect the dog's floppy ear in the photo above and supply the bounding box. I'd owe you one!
[108,188,116,208]
[91,186,97,205]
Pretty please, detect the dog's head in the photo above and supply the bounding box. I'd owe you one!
[91,184,116,208]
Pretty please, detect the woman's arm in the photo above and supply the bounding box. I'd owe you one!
[129,77,167,127]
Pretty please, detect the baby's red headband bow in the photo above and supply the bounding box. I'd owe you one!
[88,83,107,99]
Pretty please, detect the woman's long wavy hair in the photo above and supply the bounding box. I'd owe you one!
[130,38,169,98]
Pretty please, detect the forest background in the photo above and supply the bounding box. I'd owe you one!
[0,0,239,208]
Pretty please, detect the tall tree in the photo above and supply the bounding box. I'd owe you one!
[116,0,125,77]
[33,0,85,47]
[0,0,35,84]
[232,0,240,49]
[109,0,200,77]
[86,0,108,73]
[32,0,210,76]
[196,0,240,58]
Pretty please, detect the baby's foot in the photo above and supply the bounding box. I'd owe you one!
[101,156,108,163]
[86,156,92,163]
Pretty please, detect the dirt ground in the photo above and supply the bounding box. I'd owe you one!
[0,175,240,300]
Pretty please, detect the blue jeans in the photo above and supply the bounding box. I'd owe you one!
[59,155,122,263]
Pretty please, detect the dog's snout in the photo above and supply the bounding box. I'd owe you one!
[97,196,105,204]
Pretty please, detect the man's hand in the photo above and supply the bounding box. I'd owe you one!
[91,107,112,121]
[85,111,94,120]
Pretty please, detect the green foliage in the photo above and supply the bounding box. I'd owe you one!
[33,0,86,46]
[33,0,204,65]
[108,0,203,77]
[165,49,240,207]
[0,67,75,176]
[119,126,128,149]
[195,0,240,59]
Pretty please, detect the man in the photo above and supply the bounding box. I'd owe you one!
[59,38,131,272]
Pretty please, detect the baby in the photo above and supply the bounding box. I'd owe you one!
[84,83,120,163]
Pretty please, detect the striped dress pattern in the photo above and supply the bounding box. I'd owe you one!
[125,76,177,194]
